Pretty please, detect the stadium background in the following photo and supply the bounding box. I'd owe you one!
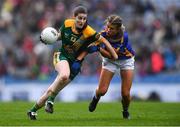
[0,0,180,102]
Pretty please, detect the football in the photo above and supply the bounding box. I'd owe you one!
[40,27,58,44]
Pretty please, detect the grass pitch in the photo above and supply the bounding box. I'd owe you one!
[0,101,180,126]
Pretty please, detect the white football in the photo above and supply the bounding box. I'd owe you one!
[40,27,58,44]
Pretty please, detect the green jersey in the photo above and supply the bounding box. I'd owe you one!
[59,19,99,62]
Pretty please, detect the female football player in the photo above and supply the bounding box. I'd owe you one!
[27,6,118,120]
[88,15,135,119]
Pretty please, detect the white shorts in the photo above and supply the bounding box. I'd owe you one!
[102,57,135,73]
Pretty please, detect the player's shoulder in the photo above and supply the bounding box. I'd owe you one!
[99,30,106,36]
[64,19,75,28]
[123,31,129,38]
[122,31,129,43]
[124,31,128,35]
[82,25,96,38]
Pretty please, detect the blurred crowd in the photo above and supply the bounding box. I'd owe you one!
[0,0,180,80]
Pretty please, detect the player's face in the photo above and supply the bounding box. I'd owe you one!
[105,22,119,37]
[75,13,87,29]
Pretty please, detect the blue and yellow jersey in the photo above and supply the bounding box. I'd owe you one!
[100,31,135,60]
[59,19,99,61]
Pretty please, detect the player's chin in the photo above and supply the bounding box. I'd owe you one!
[77,24,84,29]
[77,25,84,29]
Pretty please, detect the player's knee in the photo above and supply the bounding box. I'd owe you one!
[99,86,108,96]
[47,89,53,96]
[121,90,130,98]
[60,74,69,81]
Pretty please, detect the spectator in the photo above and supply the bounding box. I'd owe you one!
[0,0,179,80]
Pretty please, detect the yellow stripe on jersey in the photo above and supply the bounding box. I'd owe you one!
[121,35,124,43]
[64,19,96,39]
[124,48,133,57]
[64,19,75,28]
[83,25,96,38]
[53,52,60,66]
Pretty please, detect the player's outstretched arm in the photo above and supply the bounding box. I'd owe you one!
[76,51,88,61]
[99,48,112,59]
[98,35,118,60]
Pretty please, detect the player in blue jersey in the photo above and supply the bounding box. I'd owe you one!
[88,15,135,119]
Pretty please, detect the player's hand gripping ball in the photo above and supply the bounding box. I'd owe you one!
[40,27,58,44]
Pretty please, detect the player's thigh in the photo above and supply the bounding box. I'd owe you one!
[98,68,114,90]
[53,52,70,76]
[120,69,134,93]
[55,60,70,77]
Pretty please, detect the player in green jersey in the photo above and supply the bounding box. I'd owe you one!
[27,5,118,120]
